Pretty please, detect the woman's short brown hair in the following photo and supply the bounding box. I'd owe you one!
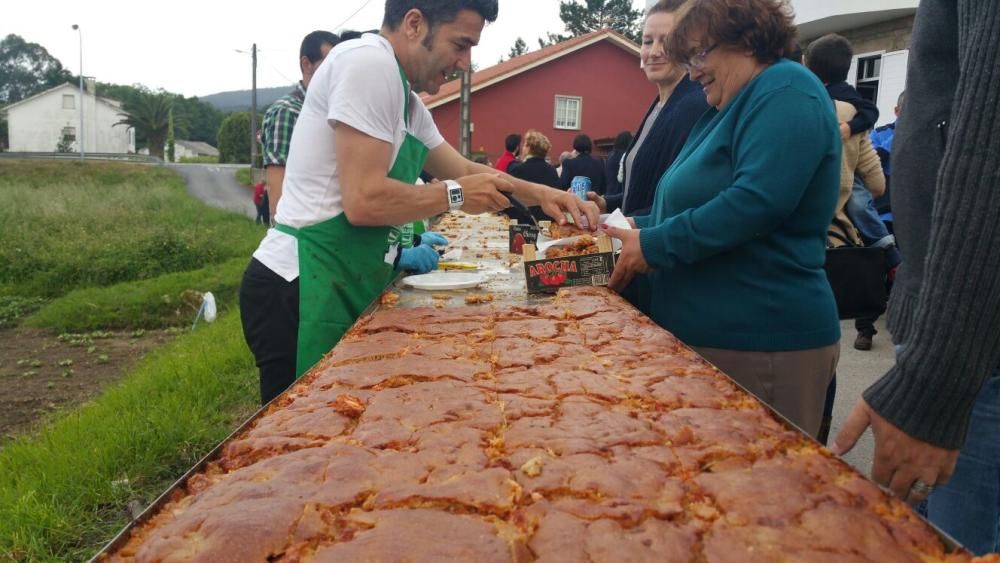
[646,0,687,18]
[523,129,552,158]
[666,0,797,66]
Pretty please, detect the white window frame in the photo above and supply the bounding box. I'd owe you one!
[553,95,582,130]
[852,50,885,104]
[62,94,76,109]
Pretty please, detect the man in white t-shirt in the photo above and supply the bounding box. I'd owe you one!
[240,0,599,404]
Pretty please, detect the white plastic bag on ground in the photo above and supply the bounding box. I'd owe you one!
[203,292,217,323]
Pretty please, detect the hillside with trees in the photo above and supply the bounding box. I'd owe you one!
[198,86,289,113]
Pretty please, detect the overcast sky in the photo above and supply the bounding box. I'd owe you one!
[4,0,648,98]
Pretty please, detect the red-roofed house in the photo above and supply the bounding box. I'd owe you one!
[421,29,649,162]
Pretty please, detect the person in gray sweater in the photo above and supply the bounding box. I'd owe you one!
[833,0,1000,554]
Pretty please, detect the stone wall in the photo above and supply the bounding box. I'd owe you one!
[838,16,915,54]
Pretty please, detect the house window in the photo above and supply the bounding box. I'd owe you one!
[62,127,76,141]
[855,54,881,104]
[554,96,582,130]
[62,94,76,109]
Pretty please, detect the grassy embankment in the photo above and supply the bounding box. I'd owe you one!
[0,160,263,560]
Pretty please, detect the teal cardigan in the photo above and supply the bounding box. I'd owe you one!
[634,59,841,352]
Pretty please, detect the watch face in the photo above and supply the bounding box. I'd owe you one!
[449,189,463,204]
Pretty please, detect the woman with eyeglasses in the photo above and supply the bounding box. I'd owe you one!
[601,0,841,437]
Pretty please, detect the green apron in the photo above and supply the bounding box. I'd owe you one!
[276,62,429,377]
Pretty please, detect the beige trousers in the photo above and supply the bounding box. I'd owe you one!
[691,342,840,438]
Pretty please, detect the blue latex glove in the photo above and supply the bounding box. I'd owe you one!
[419,232,449,247]
[398,244,439,274]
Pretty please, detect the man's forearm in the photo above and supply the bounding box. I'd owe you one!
[266,166,284,219]
[863,0,1000,448]
[342,178,449,227]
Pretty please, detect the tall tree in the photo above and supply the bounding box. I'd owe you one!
[115,92,173,160]
[551,0,643,44]
[175,96,224,145]
[0,34,73,105]
[100,82,220,148]
[507,37,529,60]
[217,112,252,164]
[0,34,73,150]
[538,33,568,49]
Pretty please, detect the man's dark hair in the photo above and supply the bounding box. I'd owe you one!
[613,131,633,152]
[339,29,369,41]
[805,34,854,84]
[786,43,803,64]
[300,30,340,64]
[572,134,593,154]
[504,133,521,152]
[383,1,499,32]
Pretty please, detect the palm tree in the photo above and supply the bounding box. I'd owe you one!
[115,92,172,160]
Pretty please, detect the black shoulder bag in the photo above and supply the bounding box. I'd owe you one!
[824,222,889,320]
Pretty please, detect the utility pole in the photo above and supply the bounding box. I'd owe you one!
[250,43,258,171]
[72,24,84,160]
[459,70,471,158]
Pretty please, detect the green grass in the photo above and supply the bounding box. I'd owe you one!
[234,166,253,187]
[0,160,263,560]
[0,296,47,329]
[0,160,260,299]
[0,312,258,561]
[177,156,218,164]
[25,257,248,332]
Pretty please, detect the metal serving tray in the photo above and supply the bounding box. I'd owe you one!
[91,212,966,559]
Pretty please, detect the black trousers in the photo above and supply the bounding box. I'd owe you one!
[255,193,271,225]
[239,258,299,405]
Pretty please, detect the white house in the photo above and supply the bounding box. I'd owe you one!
[642,0,916,127]
[174,140,219,161]
[139,140,220,162]
[792,0,918,127]
[3,80,135,153]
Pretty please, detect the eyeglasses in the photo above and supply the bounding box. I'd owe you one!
[684,43,719,71]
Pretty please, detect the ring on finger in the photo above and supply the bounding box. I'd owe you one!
[910,480,934,496]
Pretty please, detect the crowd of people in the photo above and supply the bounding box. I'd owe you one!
[237,0,999,554]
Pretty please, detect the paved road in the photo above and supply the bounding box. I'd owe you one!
[169,163,256,219]
[830,316,895,477]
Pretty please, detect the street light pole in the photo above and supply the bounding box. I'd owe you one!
[250,43,258,171]
[71,24,84,160]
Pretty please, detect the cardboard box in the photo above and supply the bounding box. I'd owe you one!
[522,235,615,293]
[508,224,541,254]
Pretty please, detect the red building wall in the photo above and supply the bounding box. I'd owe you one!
[430,41,652,162]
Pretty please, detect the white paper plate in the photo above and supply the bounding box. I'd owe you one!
[401,272,488,290]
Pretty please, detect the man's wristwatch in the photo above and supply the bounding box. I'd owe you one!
[444,179,464,211]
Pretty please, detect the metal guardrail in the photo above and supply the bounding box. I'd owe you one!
[0,152,163,164]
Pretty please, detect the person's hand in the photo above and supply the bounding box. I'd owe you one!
[586,191,607,214]
[832,398,960,503]
[419,232,448,247]
[454,173,513,215]
[839,122,851,141]
[398,244,439,274]
[600,225,649,293]
[626,217,637,229]
[536,186,600,230]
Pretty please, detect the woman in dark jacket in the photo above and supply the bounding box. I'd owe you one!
[507,129,559,222]
[602,131,632,208]
[590,0,709,217]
